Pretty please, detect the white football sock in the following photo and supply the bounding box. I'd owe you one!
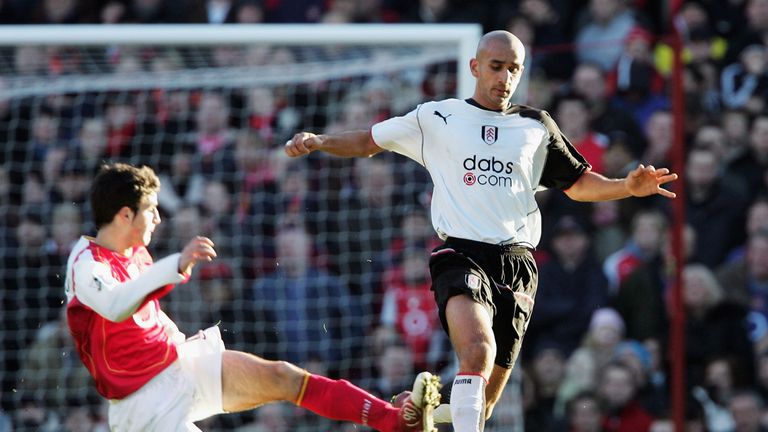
[434,403,452,423]
[449,374,486,431]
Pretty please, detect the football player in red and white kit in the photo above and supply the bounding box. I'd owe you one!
[64,163,441,432]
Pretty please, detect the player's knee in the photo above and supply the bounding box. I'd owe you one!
[458,340,495,374]
[268,360,303,387]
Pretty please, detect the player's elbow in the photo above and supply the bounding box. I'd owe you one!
[102,303,139,323]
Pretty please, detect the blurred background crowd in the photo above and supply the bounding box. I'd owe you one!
[3,0,768,431]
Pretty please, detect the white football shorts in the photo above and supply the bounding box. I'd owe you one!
[108,325,226,431]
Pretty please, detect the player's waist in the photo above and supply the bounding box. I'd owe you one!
[108,360,182,404]
[444,236,534,254]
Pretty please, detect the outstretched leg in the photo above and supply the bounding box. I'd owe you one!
[220,350,439,431]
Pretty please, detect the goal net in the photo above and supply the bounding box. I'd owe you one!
[0,24,483,430]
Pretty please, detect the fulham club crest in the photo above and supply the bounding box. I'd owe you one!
[482,125,498,145]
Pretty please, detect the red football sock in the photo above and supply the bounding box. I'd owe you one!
[296,374,400,432]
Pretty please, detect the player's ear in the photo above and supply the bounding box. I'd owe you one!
[116,206,134,224]
[470,58,479,78]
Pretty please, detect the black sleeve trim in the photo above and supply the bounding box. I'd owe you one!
[518,108,591,190]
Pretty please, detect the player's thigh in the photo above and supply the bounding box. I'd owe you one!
[221,350,306,412]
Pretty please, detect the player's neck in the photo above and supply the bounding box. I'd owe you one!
[94,228,133,257]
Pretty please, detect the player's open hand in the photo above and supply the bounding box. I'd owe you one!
[285,132,322,157]
[626,164,678,198]
[179,236,217,275]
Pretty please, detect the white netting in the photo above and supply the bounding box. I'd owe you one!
[0,25,487,430]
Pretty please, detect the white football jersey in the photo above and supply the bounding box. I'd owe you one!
[371,98,589,247]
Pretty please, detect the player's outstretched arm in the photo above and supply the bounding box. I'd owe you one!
[565,164,678,202]
[72,237,216,322]
[285,130,384,158]
[178,236,217,275]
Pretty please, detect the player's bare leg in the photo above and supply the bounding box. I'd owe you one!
[221,351,304,411]
[220,350,439,431]
[445,294,495,431]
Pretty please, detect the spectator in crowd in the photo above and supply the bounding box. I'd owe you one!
[575,0,637,71]
[46,203,82,258]
[553,93,609,174]
[559,307,626,411]
[194,91,237,178]
[694,123,728,163]
[603,207,667,293]
[380,247,440,371]
[722,108,751,165]
[566,390,605,432]
[597,361,655,432]
[373,339,417,400]
[32,0,89,24]
[725,195,768,264]
[321,156,401,318]
[524,343,568,431]
[509,0,573,82]
[526,214,609,359]
[687,146,749,267]
[401,0,485,28]
[196,260,262,353]
[12,394,61,432]
[613,221,695,345]
[74,117,110,175]
[691,357,735,432]
[200,178,238,257]
[157,145,206,216]
[724,0,768,65]
[717,227,768,349]
[571,62,647,156]
[250,223,364,370]
[721,44,768,113]
[728,389,768,432]
[640,110,673,170]
[590,199,626,263]
[756,350,768,407]
[99,0,189,24]
[16,309,94,409]
[50,158,90,207]
[683,264,754,389]
[728,113,768,200]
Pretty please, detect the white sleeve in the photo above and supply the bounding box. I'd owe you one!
[371,105,424,165]
[73,253,186,322]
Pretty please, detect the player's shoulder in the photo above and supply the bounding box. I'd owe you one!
[509,104,558,131]
[507,104,549,121]
[418,98,466,110]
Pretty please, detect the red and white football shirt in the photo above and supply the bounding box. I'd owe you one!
[65,236,187,399]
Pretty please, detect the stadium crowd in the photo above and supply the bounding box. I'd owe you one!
[2,0,768,431]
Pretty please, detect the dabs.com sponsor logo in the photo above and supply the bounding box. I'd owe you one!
[462,155,514,187]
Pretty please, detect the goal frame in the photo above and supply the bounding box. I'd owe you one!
[0,23,482,98]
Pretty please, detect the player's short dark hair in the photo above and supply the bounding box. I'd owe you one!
[90,163,160,230]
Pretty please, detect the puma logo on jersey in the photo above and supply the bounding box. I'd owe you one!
[434,110,452,124]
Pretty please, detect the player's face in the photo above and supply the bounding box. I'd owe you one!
[471,39,525,110]
[129,193,161,247]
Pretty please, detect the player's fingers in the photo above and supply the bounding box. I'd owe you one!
[657,187,677,198]
[194,236,214,247]
[657,173,678,184]
[655,168,670,176]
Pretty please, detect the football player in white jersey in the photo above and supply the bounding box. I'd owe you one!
[65,163,440,432]
[285,30,677,431]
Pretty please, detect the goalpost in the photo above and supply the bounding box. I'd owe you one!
[0,23,484,429]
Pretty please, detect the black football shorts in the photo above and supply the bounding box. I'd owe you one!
[429,237,538,369]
